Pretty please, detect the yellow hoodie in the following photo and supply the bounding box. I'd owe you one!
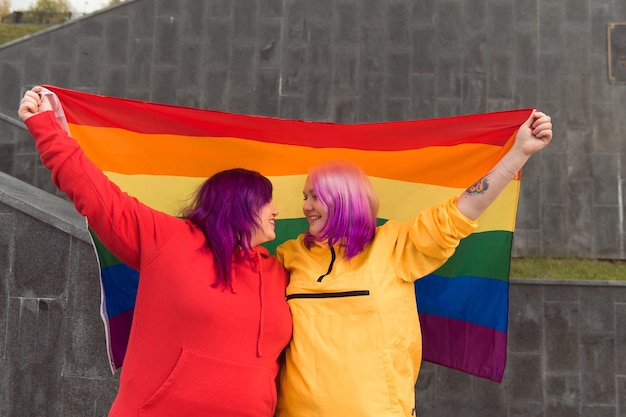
[275,197,477,417]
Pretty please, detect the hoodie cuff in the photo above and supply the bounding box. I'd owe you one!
[444,196,478,237]
[24,110,62,140]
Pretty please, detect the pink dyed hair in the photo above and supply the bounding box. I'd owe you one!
[303,160,379,258]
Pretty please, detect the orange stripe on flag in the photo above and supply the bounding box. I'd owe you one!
[70,124,516,188]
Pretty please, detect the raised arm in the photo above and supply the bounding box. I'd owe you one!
[18,86,178,270]
[456,110,552,220]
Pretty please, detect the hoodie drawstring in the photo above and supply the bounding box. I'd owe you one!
[256,253,265,357]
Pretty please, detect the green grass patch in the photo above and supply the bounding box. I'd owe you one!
[0,24,47,45]
[510,257,626,280]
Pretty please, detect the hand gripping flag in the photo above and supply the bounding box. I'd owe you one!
[43,85,529,383]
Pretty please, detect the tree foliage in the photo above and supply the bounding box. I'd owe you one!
[30,0,72,14]
[24,0,72,24]
[0,0,10,17]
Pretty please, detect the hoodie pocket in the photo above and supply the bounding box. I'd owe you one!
[139,349,276,417]
[282,290,403,415]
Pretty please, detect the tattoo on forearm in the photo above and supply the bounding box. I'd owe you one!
[466,177,490,195]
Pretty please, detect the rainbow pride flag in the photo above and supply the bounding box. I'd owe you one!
[45,85,529,383]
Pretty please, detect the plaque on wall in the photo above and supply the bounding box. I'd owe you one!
[608,23,626,84]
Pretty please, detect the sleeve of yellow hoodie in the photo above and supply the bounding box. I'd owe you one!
[383,196,478,282]
[276,196,477,282]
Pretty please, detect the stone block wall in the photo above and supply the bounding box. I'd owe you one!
[0,171,117,416]
[2,1,626,415]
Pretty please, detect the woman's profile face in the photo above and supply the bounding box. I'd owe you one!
[302,176,327,238]
[250,201,278,246]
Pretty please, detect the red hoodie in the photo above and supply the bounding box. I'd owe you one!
[26,111,293,417]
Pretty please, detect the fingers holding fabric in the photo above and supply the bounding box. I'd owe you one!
[18,86,52,122]
[516,110,553,156]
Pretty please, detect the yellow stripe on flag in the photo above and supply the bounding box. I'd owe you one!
[104,172,519,232]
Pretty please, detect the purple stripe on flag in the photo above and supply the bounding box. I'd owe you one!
[420,313,507,382]
[108,309,134,369]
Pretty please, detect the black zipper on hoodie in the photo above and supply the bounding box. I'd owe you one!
[286,246,370,300]
[316,246,336,282]
[286,290,370,300]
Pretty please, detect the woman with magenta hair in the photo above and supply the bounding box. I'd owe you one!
[274,111,553,417]
[18,87,292,417]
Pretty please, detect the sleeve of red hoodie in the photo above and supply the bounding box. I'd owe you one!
[24,110,179,271]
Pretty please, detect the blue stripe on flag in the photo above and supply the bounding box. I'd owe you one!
[415,274,509,332]
[101,264,139,317]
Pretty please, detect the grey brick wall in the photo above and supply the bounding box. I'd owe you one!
[0,171,117,417]
[1,0,626,259]
[1,170,625,416]
[1,1,626,416]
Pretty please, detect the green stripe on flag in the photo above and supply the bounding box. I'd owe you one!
[434,231,512,281]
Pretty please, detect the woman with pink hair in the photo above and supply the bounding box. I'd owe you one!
[275,111,553,417]
[19,86,292,417]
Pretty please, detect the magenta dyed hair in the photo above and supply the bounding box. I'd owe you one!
[182,168,273,289]
[303,160,379,259]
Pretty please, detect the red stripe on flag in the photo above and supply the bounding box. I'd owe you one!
[46,85,532,151]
